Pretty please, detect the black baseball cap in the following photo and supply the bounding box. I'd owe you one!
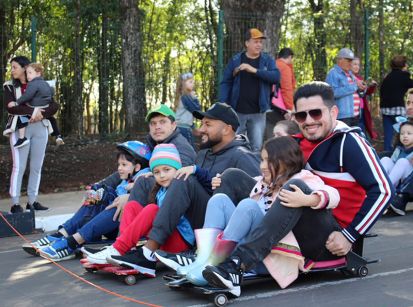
[193,102,240,131]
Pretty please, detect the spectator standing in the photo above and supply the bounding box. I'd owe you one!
[173,72,201,149]
[326,48,367,126]
[380,55,413,151]
[350,57,378,139]
[219,28,279,152]
[276,48,296,112]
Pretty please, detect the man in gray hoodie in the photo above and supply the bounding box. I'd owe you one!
[105,103,260,272]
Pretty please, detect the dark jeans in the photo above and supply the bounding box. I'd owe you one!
[219,170,341,270]
[382,114,397,152]
[48,116,61,137]
[62,204,119,242]
[214,168,257,204]
[131,175,210,245]
[177,126,196,150]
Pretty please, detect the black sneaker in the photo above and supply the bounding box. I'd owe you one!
[202,256,243,297]
[388,193,408,216]
[14,137,30,148]
[107,247,156,277]
[11,204,23,214]
[155,249,196,271]
[27,201,49,211]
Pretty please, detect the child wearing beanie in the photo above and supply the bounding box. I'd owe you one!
[86,144,195,277]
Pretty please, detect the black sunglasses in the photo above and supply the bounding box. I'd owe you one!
[293,108,324,123]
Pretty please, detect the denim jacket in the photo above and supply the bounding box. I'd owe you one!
[326,64,358,119]
[219,51,279,113]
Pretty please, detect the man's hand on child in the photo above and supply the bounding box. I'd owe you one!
[8,101,17,108]
[279,184,320,208]
[175,166,195,180]
[29,108,45,123]
[105,194,129,221]
[211,173,221,190]
[125,182,134,191]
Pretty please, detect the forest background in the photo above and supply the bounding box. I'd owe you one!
[0,0,412,139]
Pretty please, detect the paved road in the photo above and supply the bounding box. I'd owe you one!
[0,212,412,307]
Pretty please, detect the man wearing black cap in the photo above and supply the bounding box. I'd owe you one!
[220,28,279,152]
[107,103,260,273]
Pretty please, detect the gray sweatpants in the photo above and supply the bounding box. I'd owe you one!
[9,121,48,205]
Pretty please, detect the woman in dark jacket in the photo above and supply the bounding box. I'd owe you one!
[380,55,413,151]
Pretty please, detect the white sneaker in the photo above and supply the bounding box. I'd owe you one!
[56,137,64,146]
[86,245,120,264]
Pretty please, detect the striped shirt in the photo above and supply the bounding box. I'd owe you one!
[345,72,361,117]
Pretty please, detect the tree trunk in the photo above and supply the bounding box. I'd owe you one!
[98,11,109,137]
[120,0,146,135]
[309,0,327,81]
[72,0,83,137]
[350,0,364,59]
[221,0,285,61]
[378,0,385,81]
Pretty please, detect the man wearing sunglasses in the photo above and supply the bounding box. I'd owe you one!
[203,82,393,296]
[219,28,279,152]
[326,48,367,127]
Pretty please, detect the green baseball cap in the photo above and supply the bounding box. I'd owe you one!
[145,104,176,122]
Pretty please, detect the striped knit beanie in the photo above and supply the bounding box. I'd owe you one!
[149,144,182,171]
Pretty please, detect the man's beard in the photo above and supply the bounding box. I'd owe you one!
[199,137,221,150]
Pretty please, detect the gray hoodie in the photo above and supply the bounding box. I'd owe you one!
[196,134,260,177]
[16,76,53,107]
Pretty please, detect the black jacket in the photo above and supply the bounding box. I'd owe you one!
[380,69,413,108]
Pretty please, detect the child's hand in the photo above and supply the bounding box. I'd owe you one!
[211,173,222,190]
[143,172,153,178]
[8,101,17,108]
[105,194,129,221]
[175,165,195,180]
[278,184,319,208]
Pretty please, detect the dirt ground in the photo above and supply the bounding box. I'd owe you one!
[0,136,126,198]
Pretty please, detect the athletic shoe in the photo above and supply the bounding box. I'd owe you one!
[86,245,120,264]
[202,256,243,297]
[155,249,196,271]
[39,237,76,261]
[388,193,408,216]
[56,136,65,146]
[80,246,110,257]
[22,234,62,256]
[10,204,23,214]
[14,137,30,148]
[26,201,49,211]
[107,247,156,277]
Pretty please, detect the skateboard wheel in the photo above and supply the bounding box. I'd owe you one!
[85,268,96,273]
[357,266,368,277]
[213,293,228,307]
[124,275,137,285]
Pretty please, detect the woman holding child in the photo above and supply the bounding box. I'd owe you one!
[4,56,59,213]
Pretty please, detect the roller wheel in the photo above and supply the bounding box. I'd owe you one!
[213,293,228,307]
[124,275,137,285]
[85,268,96,273]
[357,266,368,277]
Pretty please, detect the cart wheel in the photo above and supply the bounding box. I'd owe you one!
[213,293,228,307]
[85,268,96,273]
[357,266,368,277]
[124,275,137,285]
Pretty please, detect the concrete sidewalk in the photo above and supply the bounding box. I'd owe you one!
[0,191,83,232]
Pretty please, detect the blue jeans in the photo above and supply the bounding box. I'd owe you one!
[203,193,264,243]
[236,112,266,152]
[177,126,196,150]
[382,114,397,152]
[62,204,119,242]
